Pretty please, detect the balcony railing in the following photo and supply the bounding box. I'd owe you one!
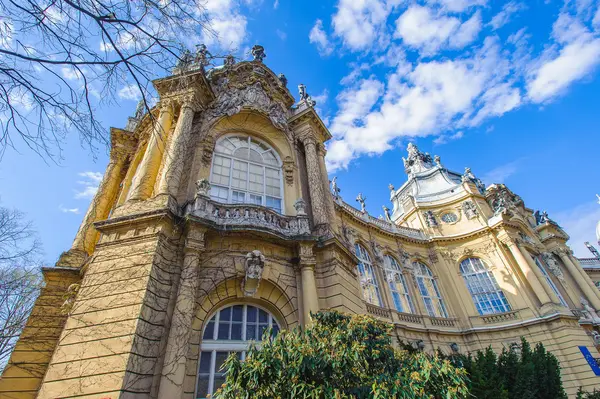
[395,312,423,325]
[579,258,600,268]
[185,195,311,238]
[429,317,456,327]
[336,198,427,240]
[365,303,392,319]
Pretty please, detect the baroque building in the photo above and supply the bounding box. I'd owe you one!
[2,46,600,398]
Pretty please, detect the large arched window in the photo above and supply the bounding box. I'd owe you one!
[383,255,415,313]
[196,304,280,398]
[210,135,283,213]
[413,262,449,318]
[533,255,568,307]
[459,258,511,315]
[355,244,383,307]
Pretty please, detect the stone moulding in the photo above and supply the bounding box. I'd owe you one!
[480,310,520,324]
[334,198,428,241]
[185,195,311,239]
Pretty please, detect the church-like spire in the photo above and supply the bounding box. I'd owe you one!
[402,143,435,175]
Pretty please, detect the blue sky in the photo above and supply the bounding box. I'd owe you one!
[1,0,600,263]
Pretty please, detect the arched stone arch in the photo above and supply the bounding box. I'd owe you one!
[182,277,298,397]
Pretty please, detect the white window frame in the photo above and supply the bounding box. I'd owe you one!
[209,135,284,214]
[383,255,415,314]
[413,261,449,318]
[355,244,383,307]
[459,257,511,315]
[534,255,568,307]
[195,304,280,399]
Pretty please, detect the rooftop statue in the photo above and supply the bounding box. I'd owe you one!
[298,84,316,107]
[356,193,367,213]
[251,44,266,62]
[195,44,211,67]
[176,49,193,71]
[134,99,145,119]
[462,167,486,194]
[330,176,341,199]
[402,143,434,175]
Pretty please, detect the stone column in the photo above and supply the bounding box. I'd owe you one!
[317,143,336,222]
[299,242,319,325]
[128,101,174,200]
[157,95,198,197]
[157,227,205,398]
[558,250,600,310]
[505,240,553,305]
[567,251,600,301]
[66,134,132,263]
[300,134,327,227]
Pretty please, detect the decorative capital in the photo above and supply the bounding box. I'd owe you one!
[299,242,316,266]
[195,179,211,198]
[185,226,206,253]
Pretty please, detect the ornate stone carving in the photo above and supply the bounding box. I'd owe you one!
[175,49,193,72]
[462,167,486,194]
[428,249,439,264]
[543,252,565,283]
[402,143,434,175]
[195,179,211,198]
[462,200,478,219]
[434,155,441,166]
[580,297,600,323]
[534,210,553,225]
[371,241,384,263]
[342,226,358,254]
[423,210,438,227]
[194,44,211,67]
[251,44,266,62]
[382,205,392,222]
[243,250,265,296]
[294,198,307,216]
[591,331,600,346]
[201,136,215,167]
[356,193,367,213]
[61,283,80,315]
[283,156,294,186]
[449,343,460,353]
[299,242,316,266]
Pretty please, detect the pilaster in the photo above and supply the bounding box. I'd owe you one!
[557,248,600,310]
[297,130,328,229]
[298,241,319,325]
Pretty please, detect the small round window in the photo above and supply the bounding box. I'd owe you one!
[441,212,458,223]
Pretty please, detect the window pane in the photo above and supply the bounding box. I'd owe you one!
[218,322,229,340]
[246,324,257,341]
[231,191,245,204]
[231,323,242,340]
[266,197,281,213]
[232,305,243,321]
[198,351,212,373]
[247,306,257,322]
[249,194,262,205]
[203,321,214,340]
[196,375,210,398]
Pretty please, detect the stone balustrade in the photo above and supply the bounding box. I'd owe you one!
[185,195,311,238]
[365,303,393,319]
[336,198,427,240]
[395,312,423,325]
[480,310,520,324]
[429,317,456,327]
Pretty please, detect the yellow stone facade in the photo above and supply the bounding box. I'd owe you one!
[2,55,600,398]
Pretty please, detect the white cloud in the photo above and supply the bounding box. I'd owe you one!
[395,5,481,55]
[74,171,103,200]
[594,6,600,29]
[309,19,334,56]
[433,130,464,144]
[118,84,142,101]
[554,201,600,257]
[527,36,600,103]
[426,0,487,13]
[326,37,518,170]
[332,0,392,51]
[200,0,249,50]
[61,66,83,81]
[489,1,526,30]
[273,0,279,9]
[59,205,80,214]
[312,89,329,105]
[481,160,520,185]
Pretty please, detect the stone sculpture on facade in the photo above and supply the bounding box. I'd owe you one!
[175,49,193,72]
[294,198,307,216]
[330,176,341,199]
[462,167,486,194]
[542,252,566,283]
[278,73,288,86]
[423,210,438,227]
[298,84,316,107]
[402,143,434,175]
[195,179,211,198]
[134,99,145,119]
[591,331,600,346]
[383,205,392,222]
[223,55,235,67]
[356,193,367,213]
[534,210,551,225]
[251,44,266,62]
[580,297,600,323]
[242,250,265,296]
[462,200,478,219]
[194,44,211,67]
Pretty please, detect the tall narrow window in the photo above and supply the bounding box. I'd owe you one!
[209,135,283,213]
[196,304,280,399]
[355,244,383,307]
[413,262,449,318]
[460,258,511,315]
[534,256,568,307]
[383,255,415,313]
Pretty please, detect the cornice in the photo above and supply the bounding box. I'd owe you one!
[289,106,332,142]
